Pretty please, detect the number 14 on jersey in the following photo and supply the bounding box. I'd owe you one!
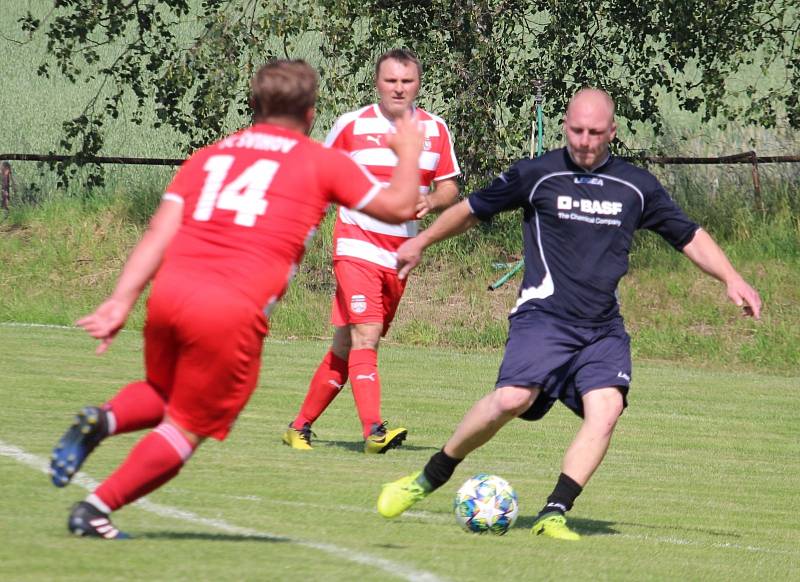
[193,155,280,227]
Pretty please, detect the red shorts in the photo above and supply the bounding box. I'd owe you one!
[331,259,407,335]
[143,270,268,440]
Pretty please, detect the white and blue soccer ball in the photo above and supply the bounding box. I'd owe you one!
[453,473,519,535]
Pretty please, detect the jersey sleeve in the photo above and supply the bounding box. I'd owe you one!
[639,176,699,250]
[467,160,530,221]
[163,152,203,205]
[323,114,350,149]
[321,147,382,210]
[433,121,461,181]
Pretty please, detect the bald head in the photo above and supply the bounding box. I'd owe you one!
[563,88,617,171]
[566,89,615,123]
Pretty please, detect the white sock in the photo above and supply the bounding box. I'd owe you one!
[105,410,117,435]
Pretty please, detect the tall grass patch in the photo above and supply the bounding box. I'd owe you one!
[1,0,798,371]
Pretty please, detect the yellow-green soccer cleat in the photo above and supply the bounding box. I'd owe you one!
[377,471,430,518]
[364,422,408,454]
[531,512,581,541]
[282,423,314,450]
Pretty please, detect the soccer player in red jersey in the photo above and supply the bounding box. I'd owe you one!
[283,49,461,453]
[48,59,424,539]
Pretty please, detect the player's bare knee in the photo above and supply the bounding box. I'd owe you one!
[583,388,624,432]
[493,386,536,417]
[350,323,382,351]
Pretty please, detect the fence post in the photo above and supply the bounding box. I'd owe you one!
[748,150,764,215]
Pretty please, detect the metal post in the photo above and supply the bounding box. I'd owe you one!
[534,79,544,158]
[748,150,764,215]
[490,80,544,291]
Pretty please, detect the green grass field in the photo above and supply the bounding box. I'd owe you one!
[1,324,797,581]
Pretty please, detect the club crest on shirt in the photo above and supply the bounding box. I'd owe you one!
[423,137,432,150]
[350,294,367,314]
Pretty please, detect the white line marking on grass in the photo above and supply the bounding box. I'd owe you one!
[613,533,795,556]
[154,491,796,556]
[0,440,444,582]
[3,442,795,560]
[0,322,83,330]
[167,487,443,521]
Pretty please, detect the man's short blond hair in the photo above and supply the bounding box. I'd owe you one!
[249,59,318,122]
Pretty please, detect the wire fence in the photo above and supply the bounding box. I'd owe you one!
[5,151,800,167]
[3,150,800,212]
[0,154,183,166]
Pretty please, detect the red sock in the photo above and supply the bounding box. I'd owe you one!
[94,423,195,511]
[293,351,348,428]
[349,349,381,437]
[103,381,166,435]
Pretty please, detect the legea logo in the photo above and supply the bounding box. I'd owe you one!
[557,195,623,215]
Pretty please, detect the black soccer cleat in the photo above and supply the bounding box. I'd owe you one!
[50,406,109,487]
[68,501,130,540]
[364,421,408,454]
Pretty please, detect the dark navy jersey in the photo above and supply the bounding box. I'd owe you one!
[468,147,699,325]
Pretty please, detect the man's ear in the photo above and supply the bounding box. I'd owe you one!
[249,96,260,119]
[304,107,316,135]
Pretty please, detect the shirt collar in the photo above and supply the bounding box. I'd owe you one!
[373,103,417,123]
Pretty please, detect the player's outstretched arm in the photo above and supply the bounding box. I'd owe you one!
[397,199,480,280]
[76,199,183,353]
[361,110,424,223]
[681,228,762,319]
[416,178,459,219]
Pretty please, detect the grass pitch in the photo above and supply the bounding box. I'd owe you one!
[0,324,798,581]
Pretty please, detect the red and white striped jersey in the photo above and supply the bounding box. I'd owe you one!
[326,104,460,271]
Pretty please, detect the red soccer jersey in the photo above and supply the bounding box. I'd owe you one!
[160,123,381,312]
[325,105,460,271]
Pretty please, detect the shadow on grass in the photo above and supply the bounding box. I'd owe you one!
[514,515,742,539]
[613,520,741,538]
[372,543,408,550]
[137,531,291,543]
[315,439,438,454]
[515,515,619,536]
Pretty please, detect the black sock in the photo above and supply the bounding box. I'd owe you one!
[419,449,463,492]
[539,472,583,516]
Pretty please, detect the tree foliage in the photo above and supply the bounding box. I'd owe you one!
[20,0,800,189]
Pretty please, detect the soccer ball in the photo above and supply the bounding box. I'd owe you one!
[453,473,519,535]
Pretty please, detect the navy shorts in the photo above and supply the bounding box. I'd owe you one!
[495,310,632,420]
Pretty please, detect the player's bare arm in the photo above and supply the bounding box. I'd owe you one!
[681,228,762,319]
[396,199,480,279]
[362,110,425,223]
[76,199,183,353]
[416,177,459,218]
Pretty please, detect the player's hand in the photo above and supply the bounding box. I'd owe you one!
[396,237,425,280]
[76,297,131,354]
[726,277,762,319]
[416,194,433,219]
[387,110,424,159]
